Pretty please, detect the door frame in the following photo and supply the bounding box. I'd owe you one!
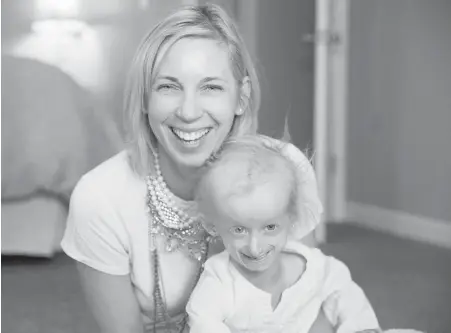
[314,0,350,243]
[329,0,350,225]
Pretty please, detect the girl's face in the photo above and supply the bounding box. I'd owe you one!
[213,179,293,273]
[148,38,243,168]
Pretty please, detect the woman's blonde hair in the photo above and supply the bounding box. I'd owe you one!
[124,4,261,175]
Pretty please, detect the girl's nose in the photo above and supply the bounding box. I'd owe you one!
[248,233,264,257]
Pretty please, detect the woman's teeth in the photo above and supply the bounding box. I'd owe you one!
[171,128,210,143]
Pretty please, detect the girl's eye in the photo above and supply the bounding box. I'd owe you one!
[230,226,247,235]
[203,84,224,92]
[265,224,278,232]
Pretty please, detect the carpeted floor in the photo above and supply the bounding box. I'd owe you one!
[2,224,451,333]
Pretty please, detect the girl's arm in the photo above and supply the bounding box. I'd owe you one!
[322,257,380,333]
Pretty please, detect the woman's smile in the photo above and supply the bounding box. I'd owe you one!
[170,126,213,146]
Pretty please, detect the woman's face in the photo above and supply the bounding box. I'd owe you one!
[148,38,242,168]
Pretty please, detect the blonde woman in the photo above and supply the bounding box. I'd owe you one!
[61,4,324,333]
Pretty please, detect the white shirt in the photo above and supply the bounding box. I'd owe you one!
[60,136,323,331]
[187,241,380,333]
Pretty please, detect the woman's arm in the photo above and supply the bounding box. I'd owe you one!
[61,176,143,332]
[77,263,144,333]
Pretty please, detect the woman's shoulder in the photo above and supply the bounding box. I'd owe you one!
[62,150,136,274]
[66,149,143,243]
[75,150,141,198]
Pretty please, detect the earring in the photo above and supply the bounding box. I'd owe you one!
[204,224,219,237]
[237,107,244,115]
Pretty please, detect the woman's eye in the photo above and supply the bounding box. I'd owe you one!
[203,84,224,92]
[265,224,278,232]
[230,226,246,235]
[157,84,179,92]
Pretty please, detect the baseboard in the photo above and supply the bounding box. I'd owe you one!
[346,201,451,250]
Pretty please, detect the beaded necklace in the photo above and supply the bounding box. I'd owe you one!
[146,151,210,333]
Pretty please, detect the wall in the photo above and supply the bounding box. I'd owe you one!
[1,0,188,255]
[252,0,315,151]
[199,0,316,152]
[347,0,451,222]
[2,0,184,137]
[199,0,237,19]
[1,1,187,195]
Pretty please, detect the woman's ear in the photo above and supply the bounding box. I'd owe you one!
[203,222,219,237]
[237,76,251,115]
[198,212,219,237]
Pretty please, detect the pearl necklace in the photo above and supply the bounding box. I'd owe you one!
[146,150,209,260]
[146,150,210,332]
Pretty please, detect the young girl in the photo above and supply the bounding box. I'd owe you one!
[187,135,381,333]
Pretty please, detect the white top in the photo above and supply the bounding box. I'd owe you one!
[61,150,198,330]
[187,241,380,333]
[60,136,323,331]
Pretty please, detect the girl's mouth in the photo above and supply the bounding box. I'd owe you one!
[241,249,273,262]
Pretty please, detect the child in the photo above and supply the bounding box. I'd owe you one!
[186,135,382,333]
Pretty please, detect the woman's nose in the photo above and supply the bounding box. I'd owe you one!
[177,92,202,122]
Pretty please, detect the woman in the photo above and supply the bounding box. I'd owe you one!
[61,4,325,333]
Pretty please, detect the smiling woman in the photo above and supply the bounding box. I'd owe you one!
[147,38,245,174]
[60,4,324,333]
